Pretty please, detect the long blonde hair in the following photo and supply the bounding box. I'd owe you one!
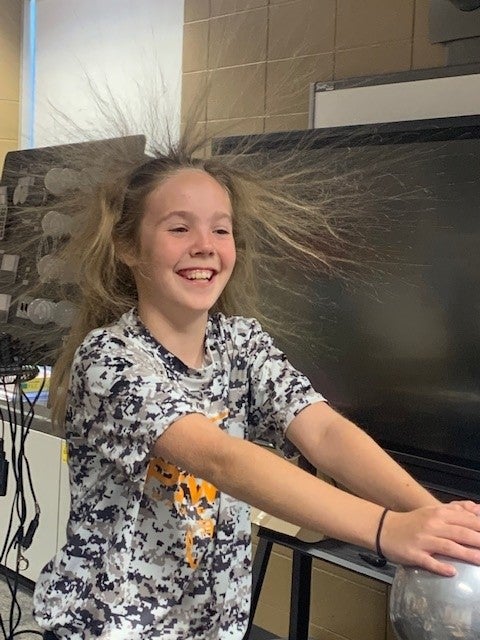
[39,122,379,430]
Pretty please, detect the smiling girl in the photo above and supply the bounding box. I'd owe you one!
[32,144,480,640]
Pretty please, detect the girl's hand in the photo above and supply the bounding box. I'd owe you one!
[448,499,480,517]
[380,504,480,576]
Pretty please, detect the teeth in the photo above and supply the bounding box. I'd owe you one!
[184,270,213,280]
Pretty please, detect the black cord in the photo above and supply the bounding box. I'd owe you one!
[0,369,46,640]
[4,379,25,640]
[1,378,22,640]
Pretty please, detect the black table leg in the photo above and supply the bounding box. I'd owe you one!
[244,536,273,640]
[288,549,312,640]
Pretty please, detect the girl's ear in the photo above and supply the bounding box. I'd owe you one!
[115,240,137,268]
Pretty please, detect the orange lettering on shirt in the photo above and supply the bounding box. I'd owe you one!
[146,409,229,568]
[185,529,198,570]
[147,458,180,485]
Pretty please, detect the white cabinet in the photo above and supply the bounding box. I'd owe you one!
[0,407,70,582]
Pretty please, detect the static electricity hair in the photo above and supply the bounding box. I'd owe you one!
[47,124,380,430]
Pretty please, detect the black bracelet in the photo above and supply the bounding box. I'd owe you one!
[375,507,389,560]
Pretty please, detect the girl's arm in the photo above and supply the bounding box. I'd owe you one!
[153,412,480,576]
[286,401,439,512]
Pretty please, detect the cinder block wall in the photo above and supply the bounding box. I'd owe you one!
[0,0,22,170]
[182,0,446,141]
[182,2,446,639]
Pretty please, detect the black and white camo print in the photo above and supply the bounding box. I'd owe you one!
[33,309,325,639]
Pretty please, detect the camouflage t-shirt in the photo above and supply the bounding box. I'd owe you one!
[33,309,325,639]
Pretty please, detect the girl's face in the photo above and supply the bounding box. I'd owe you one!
[127,168,236,321]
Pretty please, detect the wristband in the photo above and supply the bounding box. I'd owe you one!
[375,507,389,560]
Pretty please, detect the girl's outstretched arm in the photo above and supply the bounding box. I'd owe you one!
[153,412,480,576]
[286,401,440,512]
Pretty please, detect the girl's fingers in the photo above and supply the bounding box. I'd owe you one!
[420,555,457,577]
[429,505,480,531]
[401,541,479,575]
[384,509,480,574]
[449,500,480,516]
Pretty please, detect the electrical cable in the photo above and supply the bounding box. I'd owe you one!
[0,367,46,639]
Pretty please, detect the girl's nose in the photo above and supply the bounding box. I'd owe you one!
[190,231,214,255]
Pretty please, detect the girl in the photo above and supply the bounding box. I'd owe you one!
[33,143,480,640]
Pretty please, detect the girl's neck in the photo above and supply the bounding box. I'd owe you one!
[137,302,208,369]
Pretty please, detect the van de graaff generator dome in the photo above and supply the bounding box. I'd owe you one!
[389,558,480,639]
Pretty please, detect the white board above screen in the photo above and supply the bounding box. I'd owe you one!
[312,69,480,128]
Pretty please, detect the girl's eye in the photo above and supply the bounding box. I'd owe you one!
[170,227,188,233]
[214,228,231,235]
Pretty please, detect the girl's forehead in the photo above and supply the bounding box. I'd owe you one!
[146,168,232,213]
[161,167,225,189]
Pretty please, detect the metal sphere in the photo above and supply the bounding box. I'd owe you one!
[389,558,480,639]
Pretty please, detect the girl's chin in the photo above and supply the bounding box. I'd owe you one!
[178,297,220,314]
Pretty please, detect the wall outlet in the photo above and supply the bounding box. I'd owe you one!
[16,297,32,319]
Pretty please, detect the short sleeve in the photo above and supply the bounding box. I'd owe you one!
[67,332,203,482]
[245,321,326,458]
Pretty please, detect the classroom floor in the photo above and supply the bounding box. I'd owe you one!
[0,573,277,639]
[0,573,42,639]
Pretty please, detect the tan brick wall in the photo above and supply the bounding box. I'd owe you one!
[182,0,447,139]
[0,0,22,172]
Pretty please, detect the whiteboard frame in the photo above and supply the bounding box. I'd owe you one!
[310,64,480,129]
